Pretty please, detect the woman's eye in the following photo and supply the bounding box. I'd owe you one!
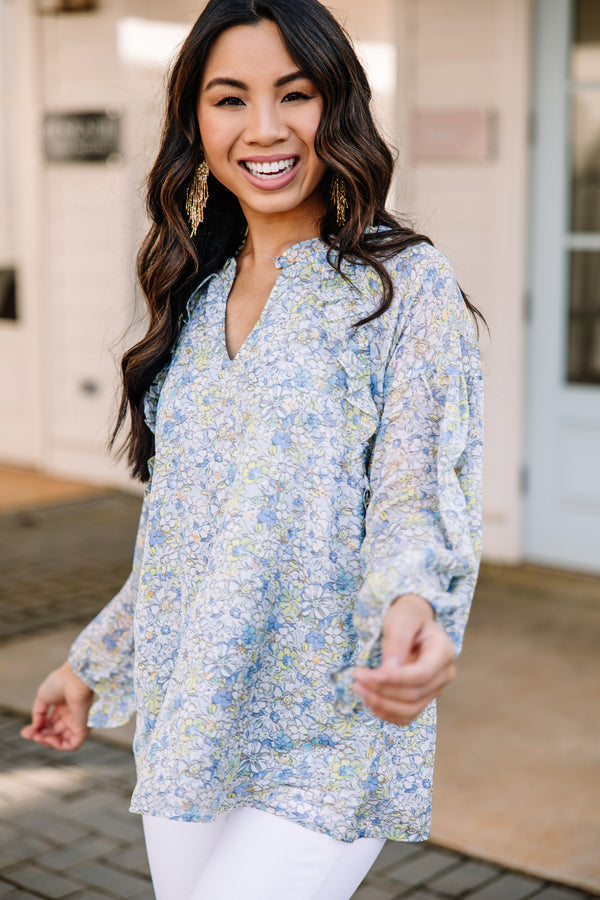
[282,91,312,103]
[216,96,244,107]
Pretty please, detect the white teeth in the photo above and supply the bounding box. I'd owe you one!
[244,157,296,178]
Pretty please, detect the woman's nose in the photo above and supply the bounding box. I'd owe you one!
[244,101,289,145]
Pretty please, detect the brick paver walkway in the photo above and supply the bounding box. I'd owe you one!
[0,705,595,900]
[0,708,152,899]
[1,494,597,899]
[0,494,142,640]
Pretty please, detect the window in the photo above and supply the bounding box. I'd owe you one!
[568,0,600,383]
[0,267,16,320]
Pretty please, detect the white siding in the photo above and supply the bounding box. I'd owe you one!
[37,3,140,486]
[4,0,532,561]
[396,0,532,562]
[0,0,44,467]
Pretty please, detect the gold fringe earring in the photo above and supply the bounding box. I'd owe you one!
[330,174,348,227]
[185,160,210,237]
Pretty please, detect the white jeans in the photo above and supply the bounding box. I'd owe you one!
[143,807,385,900]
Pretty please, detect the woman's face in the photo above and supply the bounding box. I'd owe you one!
[197,20,327,224]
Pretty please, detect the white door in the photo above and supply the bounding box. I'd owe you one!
[0,0,42,468]
[526,0,600,572]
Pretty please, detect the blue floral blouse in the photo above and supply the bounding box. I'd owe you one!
[69,238,483,842]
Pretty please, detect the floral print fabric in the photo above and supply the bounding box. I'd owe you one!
[69,239,483,842]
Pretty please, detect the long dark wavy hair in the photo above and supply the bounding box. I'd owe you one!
[114,0,482,482]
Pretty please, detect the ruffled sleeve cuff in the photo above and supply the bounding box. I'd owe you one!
[330,546,476,715]
[68,570,138,728]
[69,649,136,729]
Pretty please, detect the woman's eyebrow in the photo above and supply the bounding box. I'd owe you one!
[203,76,246,92]
[275,70,307,87]
[203,70,307,92]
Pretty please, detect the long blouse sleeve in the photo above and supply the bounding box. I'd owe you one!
[68,488,150,727]
[333,248,483,711]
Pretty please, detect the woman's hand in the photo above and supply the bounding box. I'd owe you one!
[352,594,456,725]
[20,661,94,751]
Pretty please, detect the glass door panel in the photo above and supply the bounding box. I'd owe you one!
[526,0,600,572]
[568,251,600,383]
[570,91,600,232]
[571,0,600,82]
[568,0,600,385]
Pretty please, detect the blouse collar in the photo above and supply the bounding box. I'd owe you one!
[273,237,329,269]
[227,236,330,272]
[255,226,389,269]
[223,225,390,278]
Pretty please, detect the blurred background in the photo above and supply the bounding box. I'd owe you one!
[2,0,600,572]
[0,1,598,899]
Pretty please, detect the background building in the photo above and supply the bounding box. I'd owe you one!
[0,0,598,573]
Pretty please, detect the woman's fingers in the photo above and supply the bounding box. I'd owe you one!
[19,723,37,740]
[379,593,434,667]
[352,681,437,725]
[21,661,94,751]
[20,698,55,743]
[355,660,455,703]
[353,669,453,723]
[21,705,89,751]
[353,605,457,725]
[353,654,455,725]
[354,655,453,693]
[356,624,454,685]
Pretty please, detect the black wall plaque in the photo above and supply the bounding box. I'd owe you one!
[43,111,120,163]
[37,1,98,14]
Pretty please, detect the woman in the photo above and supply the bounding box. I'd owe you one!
[22,1,483,898]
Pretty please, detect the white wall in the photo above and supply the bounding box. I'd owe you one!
[336,0,398,153]
[5,0,401,490]
[394,0,532,562]
[0,0,44,468]
[4,1,197,488]
[4,0,532,563]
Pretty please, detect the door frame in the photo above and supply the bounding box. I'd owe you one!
[525,0,600,572]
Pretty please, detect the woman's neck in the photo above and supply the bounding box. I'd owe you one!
[238,200,324,267]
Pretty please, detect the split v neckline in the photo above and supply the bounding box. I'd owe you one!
[218,257,284,366]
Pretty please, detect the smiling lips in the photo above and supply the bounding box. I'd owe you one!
[240,156,299,181]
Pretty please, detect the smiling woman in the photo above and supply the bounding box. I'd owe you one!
[198,25,326,222]
[196,21,328,362]
[21,2,484,899]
